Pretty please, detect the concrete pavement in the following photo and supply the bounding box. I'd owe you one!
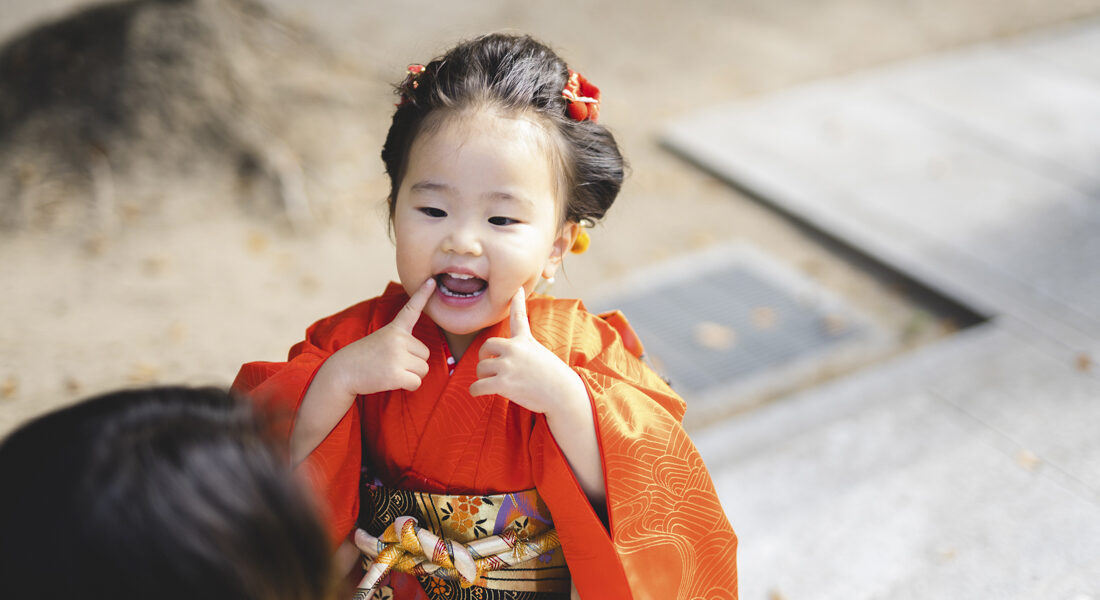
[667,17,1100,599]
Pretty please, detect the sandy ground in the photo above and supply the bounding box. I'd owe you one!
[4,0,1100,436]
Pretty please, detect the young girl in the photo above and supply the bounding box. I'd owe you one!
[234,33,737,600]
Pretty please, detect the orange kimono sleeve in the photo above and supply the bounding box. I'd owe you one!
[231,300,384,547]
[529,301,738,600]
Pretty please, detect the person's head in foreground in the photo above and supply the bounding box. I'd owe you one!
[0,386,333,600]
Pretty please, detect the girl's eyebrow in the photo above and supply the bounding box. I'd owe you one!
[485,191,533,208]
[409,180,533,208]
[409,180,453,195]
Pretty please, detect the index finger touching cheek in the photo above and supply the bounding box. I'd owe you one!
[509,287,530,339]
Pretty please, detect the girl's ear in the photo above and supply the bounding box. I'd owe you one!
[543,221,581,280]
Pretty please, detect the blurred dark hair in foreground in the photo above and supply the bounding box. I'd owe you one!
[0,385,334,600]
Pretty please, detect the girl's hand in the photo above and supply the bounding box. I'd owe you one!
[471,289,606,510]
[470,288,588,418]
[330,277,435,396]
[290,278,435,464]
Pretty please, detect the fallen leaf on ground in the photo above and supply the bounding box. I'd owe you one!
[694,321,736,351]
[1076,353,1092,372]
[823,313,849,335]
[129,362,160,384]
[800,258,824,277]
[1,377,18,399]
[299,274,320,295]
[1016,449,1040,471]
[247,231,269,255]
[64,377,82,394]
[142,255,169,277]
[83,235,107,257]
[752,306,777,330]
[690,230,715,249]
[120,201,143,223]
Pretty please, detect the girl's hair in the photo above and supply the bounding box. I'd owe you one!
[0,386,333,600]
[381,33,625,225]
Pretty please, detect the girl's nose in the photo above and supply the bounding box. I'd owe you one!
[440,223,483,256]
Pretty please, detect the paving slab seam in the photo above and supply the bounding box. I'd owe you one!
[998,314,1100,384]
[928,386,1100,509]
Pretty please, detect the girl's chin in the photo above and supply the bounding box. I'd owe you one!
[426,304,506,337]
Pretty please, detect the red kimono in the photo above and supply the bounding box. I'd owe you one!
[233,283,738,599]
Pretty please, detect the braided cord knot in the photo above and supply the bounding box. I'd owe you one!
[355,516,562,595]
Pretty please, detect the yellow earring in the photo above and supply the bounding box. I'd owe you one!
[570,228,590,254]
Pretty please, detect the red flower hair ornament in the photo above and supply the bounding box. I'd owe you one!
[561,69,600,122]
[396,64,426,108]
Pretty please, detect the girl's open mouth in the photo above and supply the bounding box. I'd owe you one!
[435,273,487,300]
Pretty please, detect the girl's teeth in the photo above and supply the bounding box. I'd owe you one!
[436,272,487,298]
[439,285,485,298]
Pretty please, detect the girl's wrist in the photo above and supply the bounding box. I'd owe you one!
[545,369,591,429]
[319,350,363,401]
[317,351,348,397]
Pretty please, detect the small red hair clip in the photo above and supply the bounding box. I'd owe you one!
[397,64,426,108]
[561,69,600,122]
[405,64,426,85]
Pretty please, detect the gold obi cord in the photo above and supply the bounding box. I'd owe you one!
[354,484,568,597]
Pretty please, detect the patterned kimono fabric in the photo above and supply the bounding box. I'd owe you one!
[355,481,568,599]
[233,282,739,600]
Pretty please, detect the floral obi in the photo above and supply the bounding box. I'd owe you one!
[355,481,569,599]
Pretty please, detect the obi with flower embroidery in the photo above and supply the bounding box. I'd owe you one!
[355,482,568,598]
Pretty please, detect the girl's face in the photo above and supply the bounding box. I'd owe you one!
[392,110,577,351]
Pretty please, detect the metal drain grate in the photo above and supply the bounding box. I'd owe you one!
[589,243,876,399]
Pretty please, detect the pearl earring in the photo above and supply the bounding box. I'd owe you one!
[535,275,556,295]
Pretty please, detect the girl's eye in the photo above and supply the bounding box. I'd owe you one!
[419,207,447,218]
[488,216,518,226]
